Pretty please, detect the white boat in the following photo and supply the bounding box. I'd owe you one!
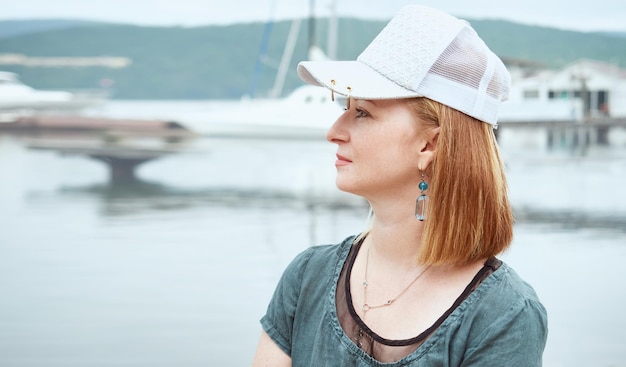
[180,85,344,139]
[0,71,107,121]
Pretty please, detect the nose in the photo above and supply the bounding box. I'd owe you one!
[326,111,349,144]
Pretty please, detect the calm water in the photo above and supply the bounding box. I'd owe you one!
[1,101,626,366]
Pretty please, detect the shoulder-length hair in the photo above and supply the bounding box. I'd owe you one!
[407,97,514,266]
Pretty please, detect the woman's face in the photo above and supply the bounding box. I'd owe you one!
[326,98,429,200]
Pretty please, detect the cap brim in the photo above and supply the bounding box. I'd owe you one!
[297,60,421,100]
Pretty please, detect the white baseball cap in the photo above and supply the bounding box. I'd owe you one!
[297,5,511,126]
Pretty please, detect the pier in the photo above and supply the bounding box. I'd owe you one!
[1,115,197,182]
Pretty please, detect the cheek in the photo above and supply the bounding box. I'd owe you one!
[343,128,421,183]
[377,135,420,167]
[366,144,420,182]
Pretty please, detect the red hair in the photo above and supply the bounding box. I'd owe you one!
[408,98,514,265]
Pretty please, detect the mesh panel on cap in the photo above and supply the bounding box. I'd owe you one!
[486,62,510,101]
[420,27,509,123]
[428,28,487,94]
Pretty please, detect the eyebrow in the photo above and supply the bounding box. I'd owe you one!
[360,99,379,106]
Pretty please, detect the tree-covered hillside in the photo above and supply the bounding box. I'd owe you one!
[1,18,625,99]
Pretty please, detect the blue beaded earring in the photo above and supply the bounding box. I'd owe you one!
[415,171,428,221]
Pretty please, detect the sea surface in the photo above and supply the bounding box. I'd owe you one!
[1,100,625,366]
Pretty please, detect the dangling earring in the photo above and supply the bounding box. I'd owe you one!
[345,86,352,110]
[330,80,336,101]
[415,171,428,221]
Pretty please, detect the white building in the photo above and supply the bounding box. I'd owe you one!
[500,59,626,122]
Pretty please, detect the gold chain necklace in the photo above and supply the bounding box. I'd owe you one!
[362,246,431,313]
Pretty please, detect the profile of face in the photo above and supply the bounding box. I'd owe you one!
[326,98,437,201]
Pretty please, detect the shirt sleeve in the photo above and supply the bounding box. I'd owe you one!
[461,297,548,366]
[260,247,317,357]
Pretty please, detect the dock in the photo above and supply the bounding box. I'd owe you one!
[0,114,194,136]
[1,115,197,182]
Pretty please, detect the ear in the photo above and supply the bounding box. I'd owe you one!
[417,127,440,171]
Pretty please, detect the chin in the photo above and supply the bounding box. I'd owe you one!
[335,179,361,197]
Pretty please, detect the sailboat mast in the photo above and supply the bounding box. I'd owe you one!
[327,0,338,59]
[309,0,316,51]
[270,19,302,98]
[247,0,279,98]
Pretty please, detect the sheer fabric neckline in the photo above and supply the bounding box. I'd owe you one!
[335,237,501,360]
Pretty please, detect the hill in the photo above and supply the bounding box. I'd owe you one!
[1,18,625,99]
[0,19,111,39]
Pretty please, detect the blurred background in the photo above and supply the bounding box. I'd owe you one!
[1,0,625,366]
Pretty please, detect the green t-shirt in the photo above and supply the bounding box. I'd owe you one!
[261,235,548,366]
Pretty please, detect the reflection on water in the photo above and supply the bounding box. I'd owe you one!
[48,176,626,232]
[515,207,626,233]
[53,180,362,217]
[1,125,626,367]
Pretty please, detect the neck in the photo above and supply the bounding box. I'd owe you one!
[358,185,424,261]
[364,206,425,268]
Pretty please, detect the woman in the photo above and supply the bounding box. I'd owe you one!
[253,5,547,366]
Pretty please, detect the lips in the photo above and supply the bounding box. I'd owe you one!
[336,154,352,162]
[335,154,352,166]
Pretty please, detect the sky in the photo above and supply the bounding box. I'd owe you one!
[0,0,625,33]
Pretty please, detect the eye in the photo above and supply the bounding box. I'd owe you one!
[355,108,368,118]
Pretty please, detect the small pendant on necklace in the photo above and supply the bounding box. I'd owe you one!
[362,304,371,312]
[362,280,368,288]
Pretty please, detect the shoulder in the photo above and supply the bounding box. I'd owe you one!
[455,262,548,364]
[307,235,354,266]
[260,235,356,348]
[495,262,545,311]
[260,235,357,358]
[461,261,548,341]
[472,261,546,316]
[278,235,355,289]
